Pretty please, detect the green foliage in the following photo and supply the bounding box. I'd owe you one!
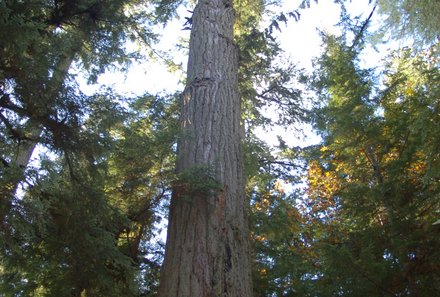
[251,187,316,297]
[251,10,440,294]
[235,0,305,134]
[302,34,440,296]
[1,157,138,296]
[243,134,272,182]
[176,163,223,199]
[377,0,440,47]
[3,0,439,296]
[0,0,181,296]
[0,90,178,296]
[151,0,186,25]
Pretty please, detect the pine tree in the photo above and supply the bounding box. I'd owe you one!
[304,33,440,296]
[0,1,182,295]
[377,0,440,46]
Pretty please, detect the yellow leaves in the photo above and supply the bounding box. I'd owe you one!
[306,161,341,213]
[254,195,270,211]
[258,267,267,276]
[307,162,340,199]
[404,87,416,97]
[255,235,267,242]
[383,147,399,162]
[403,81,417,97]
[253,179,290,212]
[409,160,426,173]
[406,158,427,182]
[334,161,347,175]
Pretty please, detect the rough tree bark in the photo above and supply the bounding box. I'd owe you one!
[158,0,253,296]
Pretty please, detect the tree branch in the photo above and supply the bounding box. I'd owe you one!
[351,5,377,49]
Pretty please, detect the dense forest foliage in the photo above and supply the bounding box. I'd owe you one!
[0,0,438,296]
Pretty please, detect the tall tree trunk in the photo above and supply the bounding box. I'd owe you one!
[158,0,253,296]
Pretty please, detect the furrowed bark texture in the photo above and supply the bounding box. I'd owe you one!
[158,0,253,296]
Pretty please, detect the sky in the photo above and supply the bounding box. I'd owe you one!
[79,1,377,90]
[75,0,383,244]
[77,0,378,148]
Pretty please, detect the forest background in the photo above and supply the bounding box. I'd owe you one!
[0,0,439,296]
